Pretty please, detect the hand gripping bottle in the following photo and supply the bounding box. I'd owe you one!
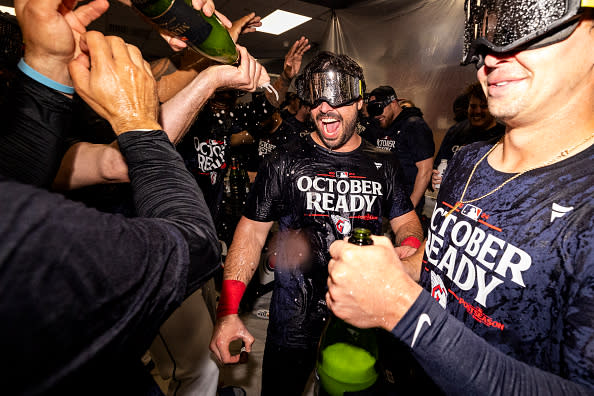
[315,228,379,396]
[131,0,238,64]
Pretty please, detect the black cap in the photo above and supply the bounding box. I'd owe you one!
[369,85,397,102]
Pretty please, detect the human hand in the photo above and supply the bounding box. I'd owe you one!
[210,314,255,364]
[202,45,270,92]
[281,36,311,80]
[327,235,422,331]
[69,32,161,135]
[155,0,232,51]
[15,0,109,86]
[394,244,417,259]
[431,168,442,190]
[228,12,262,42]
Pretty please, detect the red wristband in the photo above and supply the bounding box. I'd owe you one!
[216,280,246,319]
[400,236,421,249]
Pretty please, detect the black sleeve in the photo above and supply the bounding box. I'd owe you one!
[118,129,221,293]
[391,292,594,395]
[408,118,435,162]
[0,70,72,188]
[0,130,220,393]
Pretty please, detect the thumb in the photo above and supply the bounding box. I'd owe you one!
[68,52,90,92]
[370,235,394,248]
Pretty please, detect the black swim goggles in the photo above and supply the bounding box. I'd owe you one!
[367,95,397,117]
[462,0,592,67]
[298,70,363,109]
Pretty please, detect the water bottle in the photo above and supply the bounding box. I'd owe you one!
[315,228,379,396]
[130,0,239,64]
[435,159,448,189]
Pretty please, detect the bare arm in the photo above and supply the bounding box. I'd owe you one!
[52,141,129,190]
[410,157,433,207]
[224,216,273,284]
[390,210,424,260]
[160,45,269,145]
[210,217,273,364]
[266,36,310,107]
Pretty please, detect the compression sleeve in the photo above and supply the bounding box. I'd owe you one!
[0,70,72,187]
[391,291,593,395]
[118,129,221,295]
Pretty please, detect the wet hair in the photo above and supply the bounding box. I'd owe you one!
[298,51,366,98]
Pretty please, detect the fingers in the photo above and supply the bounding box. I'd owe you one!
[72,0,109,29]
[70,31,160,134]
[214,10,232,29]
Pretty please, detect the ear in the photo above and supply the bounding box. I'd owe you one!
[356,97,363,111]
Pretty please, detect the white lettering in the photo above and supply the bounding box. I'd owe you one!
[476,234,506,270]
[494,244,532,287]
[474,266,504,307]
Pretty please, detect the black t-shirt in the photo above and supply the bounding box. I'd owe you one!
[244,134,413,348]
[434,120,505,167]
[361,107,435,194]
[176,94,275,223]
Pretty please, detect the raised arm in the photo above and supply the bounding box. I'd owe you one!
[266,36,311,107]
[1,0,109,188]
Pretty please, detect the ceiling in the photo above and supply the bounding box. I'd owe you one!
[0,0,370,74]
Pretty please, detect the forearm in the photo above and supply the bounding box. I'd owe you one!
[400,239,425,282]
[410,173,430,207]
[159,69,218,145]
[118,129,220,292]
[391,211,424,246]
[267,71,292,108]
[393,292,593,395]
[52,141,130,191]
[223,217,272,285]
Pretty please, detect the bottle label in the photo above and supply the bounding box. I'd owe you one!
[150,0,212,45]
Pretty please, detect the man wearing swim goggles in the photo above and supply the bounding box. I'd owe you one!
[211,51,423,395]
[324,0,594,394]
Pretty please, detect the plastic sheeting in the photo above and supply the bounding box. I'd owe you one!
[319,0,478,146]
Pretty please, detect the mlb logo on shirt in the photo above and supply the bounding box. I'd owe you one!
[461,204,482,221]
[336,171,349,178]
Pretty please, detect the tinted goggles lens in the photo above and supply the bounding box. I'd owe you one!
[367,96,396,117]
[305,71,363,108]
[462,0,582,65]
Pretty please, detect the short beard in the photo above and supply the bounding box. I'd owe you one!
[315,113,358,150]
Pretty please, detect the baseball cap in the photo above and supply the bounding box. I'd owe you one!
[367,86,398,117]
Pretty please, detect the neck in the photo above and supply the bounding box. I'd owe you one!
[311,132,361,153]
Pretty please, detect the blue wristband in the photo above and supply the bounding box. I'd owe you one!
[17,58,75,95]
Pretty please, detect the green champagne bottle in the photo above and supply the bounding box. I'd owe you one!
[130,0,238,64]
[315,228,379,396]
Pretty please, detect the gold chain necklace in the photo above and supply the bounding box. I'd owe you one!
[446,132,594,217]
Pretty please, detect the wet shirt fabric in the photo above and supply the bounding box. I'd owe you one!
[176,93,275,223]
[433,120,505,167]
[392,141,594,394]
[249,120,304,172]
[244,135,413,349]
[361,106,435,194]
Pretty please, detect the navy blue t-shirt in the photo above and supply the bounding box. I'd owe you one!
[243,134,413,349]
[393,141,594,394]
